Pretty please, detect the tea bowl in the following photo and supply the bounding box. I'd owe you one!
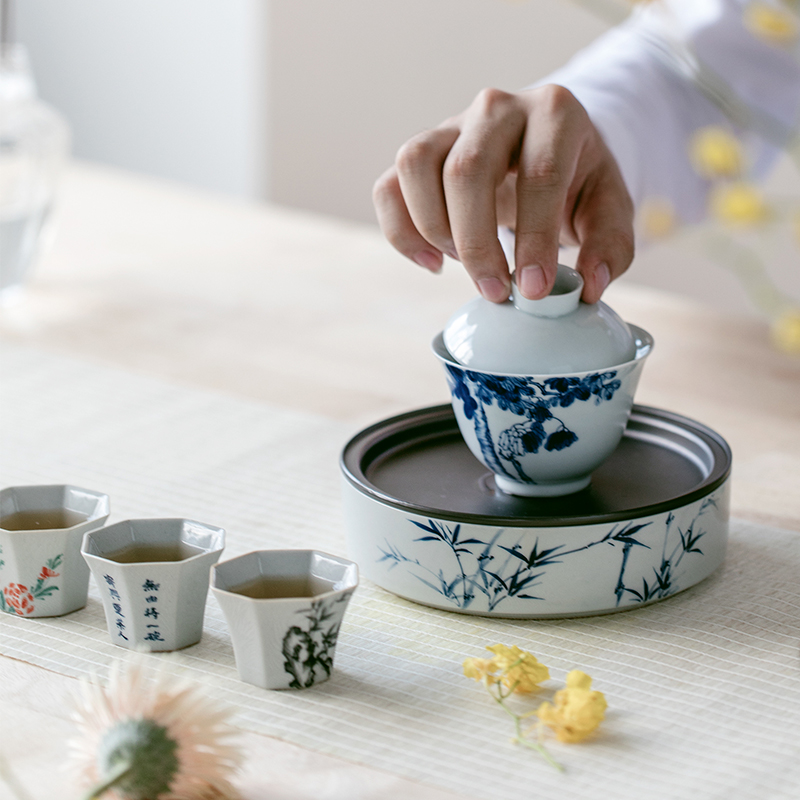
[0,484,110,617]
[211,550,358,690]
[81,518,225,651]
[433,328,653,497]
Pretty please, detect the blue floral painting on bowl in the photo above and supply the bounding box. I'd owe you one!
[446,364,621,485]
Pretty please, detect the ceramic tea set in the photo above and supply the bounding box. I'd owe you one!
[0,485,358,690]
[341,265,732,618]
[1,267,733,690]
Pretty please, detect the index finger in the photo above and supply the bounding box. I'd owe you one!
[514,87,584,300]
[442,89,527,302]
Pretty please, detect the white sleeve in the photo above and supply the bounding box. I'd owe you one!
[540,0,800,223]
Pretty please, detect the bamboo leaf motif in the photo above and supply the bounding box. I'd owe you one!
[376,492,719,613]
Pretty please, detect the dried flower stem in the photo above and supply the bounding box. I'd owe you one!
[702,231,788,316]
[485,665,564,772]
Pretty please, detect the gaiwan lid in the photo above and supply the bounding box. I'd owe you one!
[443,265,636,374]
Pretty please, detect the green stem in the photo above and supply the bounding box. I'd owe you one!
[703,231,789,316]
[489,686,564,772]
[82,760,134,800]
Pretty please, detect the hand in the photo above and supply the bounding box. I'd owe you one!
[373,84,634,304]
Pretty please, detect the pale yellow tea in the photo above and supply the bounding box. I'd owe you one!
[104,542,205,563]
[228,574,332,599]
[0,508,88,531]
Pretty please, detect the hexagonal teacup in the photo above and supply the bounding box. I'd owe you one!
[0,485,110,618]
[211,550,358,690]
[82,518,224,651]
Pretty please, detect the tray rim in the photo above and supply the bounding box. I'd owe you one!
[340,403,732,528]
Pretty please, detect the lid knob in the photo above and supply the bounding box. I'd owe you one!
[512,266,583,318]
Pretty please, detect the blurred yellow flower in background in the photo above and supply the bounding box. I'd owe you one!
[536,670,607,743]
[744,2,800,46]
[710,181,770,226]
[690,126,744,179]
[771,308,800,353]
[463,644,550,694]
[640,197,677,239]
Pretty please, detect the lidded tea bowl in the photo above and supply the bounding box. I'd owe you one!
[435,266,653,497]
[443,265,636,374]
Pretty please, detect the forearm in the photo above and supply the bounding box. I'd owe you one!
[540,1,800,223]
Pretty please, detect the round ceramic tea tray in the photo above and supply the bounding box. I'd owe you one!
[340,404,731,618]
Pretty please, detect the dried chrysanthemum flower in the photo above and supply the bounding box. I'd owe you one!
[536,670,607,743]
[463,644,550,694]
[771,308,800,354]
[710,182,770,226]
[69,659,243,799]
[744,1,799,46]
[690,126,744,179]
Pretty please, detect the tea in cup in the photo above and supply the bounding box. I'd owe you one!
[81,518,224,651]
[0,484,110,617]
[211,550,358,690]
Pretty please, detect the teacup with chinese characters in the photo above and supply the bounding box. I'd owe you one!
[81,518,224,651]
[0,485,110,618]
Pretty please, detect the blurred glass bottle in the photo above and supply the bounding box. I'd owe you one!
[0,0,69,304]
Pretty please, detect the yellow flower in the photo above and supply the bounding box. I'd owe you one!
[690,126,744,179]
[710,182,770,226]
[463,644,550,694]
[639,197,676,239]
[536,670,607,743]
[771,308,800,354]
[463,656,497,684]
[744,2,799,46]
[487,644,550,694]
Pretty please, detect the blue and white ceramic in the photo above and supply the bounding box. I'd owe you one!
[211,550,358,690]
[340,404,732,619]
[343,482,729,618]
[0,485,110,618]
[433,326,653,497]
[81,518,225,651]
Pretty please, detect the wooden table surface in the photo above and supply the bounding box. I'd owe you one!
[1,161,799,799]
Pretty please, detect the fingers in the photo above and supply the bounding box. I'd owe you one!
[443,89,528,302]
[572,159,635,304]
[373,166,444,273]
[395,126,460,260]
[514,86,585,300]
[374,84,634,306]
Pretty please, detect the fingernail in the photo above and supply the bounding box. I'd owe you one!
[477,277,509,303]
[594,262,611,298]
[413,250,443,273]
[518,264,547,298]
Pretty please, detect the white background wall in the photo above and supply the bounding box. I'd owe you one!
[17,0,269,198]
[268,0,606,223]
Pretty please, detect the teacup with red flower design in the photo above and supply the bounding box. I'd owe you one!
[0,485,110,618]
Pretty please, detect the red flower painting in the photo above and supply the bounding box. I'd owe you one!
[3,583,35,616]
